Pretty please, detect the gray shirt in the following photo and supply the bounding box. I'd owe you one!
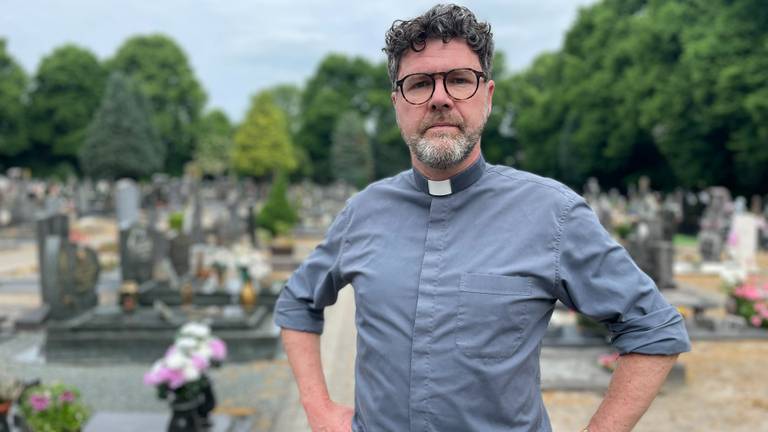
[275,155,691,431]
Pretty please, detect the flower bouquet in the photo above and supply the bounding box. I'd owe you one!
[144,322,227,431]
[729,277,768,329]
[17,382,90,432]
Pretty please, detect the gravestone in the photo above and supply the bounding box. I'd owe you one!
[35,213,70,303]
[698,187,732,261]
[42,236,100,320]
[728,213,759,273]
[120,225,154,284]
[626,194,677,290]
[169,233,192,277]
[115,179,140,230]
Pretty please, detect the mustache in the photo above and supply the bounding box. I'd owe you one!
[418,116,464,134]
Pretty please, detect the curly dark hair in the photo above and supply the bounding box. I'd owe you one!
[383,4,494,89]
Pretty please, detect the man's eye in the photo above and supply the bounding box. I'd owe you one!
[408,79,431,90]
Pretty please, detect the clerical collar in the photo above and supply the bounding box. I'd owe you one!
[412,154,486,197]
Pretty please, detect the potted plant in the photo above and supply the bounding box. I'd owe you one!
[17,382,90,432]
[144,322,227,431]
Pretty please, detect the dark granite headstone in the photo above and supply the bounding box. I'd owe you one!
[42,236,100,320]
[169,233,192,277]
[35,213,69,304]
[120,225,154,283]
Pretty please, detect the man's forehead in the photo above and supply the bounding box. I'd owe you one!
[398,39,481,76]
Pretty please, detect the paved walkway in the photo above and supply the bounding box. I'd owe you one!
[271,285,357,431]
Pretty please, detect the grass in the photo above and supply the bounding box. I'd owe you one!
[674,233,699,247]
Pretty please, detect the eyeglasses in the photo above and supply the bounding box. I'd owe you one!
[395,68,486,105]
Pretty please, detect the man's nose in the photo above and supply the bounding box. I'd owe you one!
[429,77,453,111]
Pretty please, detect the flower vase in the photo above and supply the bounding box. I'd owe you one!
[168,398,204,432]
[196,376,216,428]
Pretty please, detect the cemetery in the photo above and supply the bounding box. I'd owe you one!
[2,1,768,430]
[0,168,766,431]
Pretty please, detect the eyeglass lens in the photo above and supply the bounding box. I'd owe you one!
[401,69,479,104]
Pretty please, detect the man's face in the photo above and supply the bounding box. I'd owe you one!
[392,39,495,170]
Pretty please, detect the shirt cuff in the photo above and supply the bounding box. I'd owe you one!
[608,306,692,355]
[273,294,325,334]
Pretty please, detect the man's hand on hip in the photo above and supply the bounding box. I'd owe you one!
[305,398,354,432]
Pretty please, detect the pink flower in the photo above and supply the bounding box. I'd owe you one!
[29,394,50,412]
[166,369,186,390]
[734,285,763,301]
[191,354,209,371]
[750,315,763,327]
[59,391,75,403]
[209,338,227,361]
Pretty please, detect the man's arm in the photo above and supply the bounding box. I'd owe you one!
[585,353,678,432]
[281,328,354,432]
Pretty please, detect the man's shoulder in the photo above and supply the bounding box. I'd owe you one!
[346,169,415,207]
[484,164,580,204]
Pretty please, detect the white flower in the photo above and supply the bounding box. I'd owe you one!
[179,322,211,339]
[175,336,199,351]
[165,351,189,369]
[182,364,201,382]
[193,344,213,360]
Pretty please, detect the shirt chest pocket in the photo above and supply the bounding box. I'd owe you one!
[455,273,532,358]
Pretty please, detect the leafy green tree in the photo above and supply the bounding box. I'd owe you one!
[258,172,298,236]
[506,0,768,195]
[26,44,106,174]
[0,39,28,162]
[263,83,313,178]
[331,111,374,189]
[109,34,206,174]
[481,51,518,166]
[194,109,233,176]
[79,72,164,179]
[297,54,380,183]
[232,91,296,177]
[367,62,411,178]
[264,84,302,136]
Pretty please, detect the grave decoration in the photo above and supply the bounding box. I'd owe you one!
[17,382,90,432]
[726,276,768,329]
[144,322,227,432]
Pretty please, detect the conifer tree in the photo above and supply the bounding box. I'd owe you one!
[79,72,164,179]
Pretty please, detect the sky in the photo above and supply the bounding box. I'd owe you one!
[2,0,598,122]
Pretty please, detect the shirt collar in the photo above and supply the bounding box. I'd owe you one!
[412,154,486,197]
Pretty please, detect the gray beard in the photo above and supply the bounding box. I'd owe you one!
[406,130,481,170]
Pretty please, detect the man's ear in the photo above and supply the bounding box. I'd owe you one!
[486,79,495,117]
[391,91,397,106]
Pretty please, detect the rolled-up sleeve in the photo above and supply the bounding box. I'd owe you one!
[555,197,691,355]
[274,205,352,334]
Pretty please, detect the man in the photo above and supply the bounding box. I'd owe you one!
[275,4,690,431]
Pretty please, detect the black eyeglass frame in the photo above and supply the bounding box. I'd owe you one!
[395,68,487,105]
